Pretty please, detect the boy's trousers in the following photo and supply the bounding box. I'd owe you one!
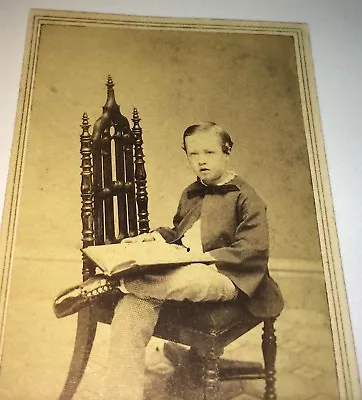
[103,263,238,400]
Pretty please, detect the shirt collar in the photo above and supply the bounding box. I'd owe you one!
[200,170,237,186]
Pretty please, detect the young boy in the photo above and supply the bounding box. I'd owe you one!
[55,121,283,399]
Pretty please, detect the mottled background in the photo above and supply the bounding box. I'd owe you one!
[17,25,319,261]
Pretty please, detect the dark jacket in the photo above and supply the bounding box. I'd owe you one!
[156,175,284,318]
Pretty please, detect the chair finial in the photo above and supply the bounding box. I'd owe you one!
[99,75,119,118]
[132,108,140,125]
[106,75,114,89]
[81,112,90,125]
[80,113,91,136]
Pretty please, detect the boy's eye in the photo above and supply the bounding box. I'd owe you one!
[205,151,214,154]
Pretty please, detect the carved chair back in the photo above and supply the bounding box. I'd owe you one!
[80,76,149,282]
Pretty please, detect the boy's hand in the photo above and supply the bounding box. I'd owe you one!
[122,233,155,243]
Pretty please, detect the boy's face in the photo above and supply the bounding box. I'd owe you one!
[185,131,230,185]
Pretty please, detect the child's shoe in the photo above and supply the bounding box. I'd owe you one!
[53,274,118,318]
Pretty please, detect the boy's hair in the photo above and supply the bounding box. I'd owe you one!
[182,121,234,155]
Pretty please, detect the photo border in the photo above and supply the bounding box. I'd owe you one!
[0,8,360,398]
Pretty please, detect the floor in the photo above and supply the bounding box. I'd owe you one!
[73,307,340,400]
[0,258,344,400]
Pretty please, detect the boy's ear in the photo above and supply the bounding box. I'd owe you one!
[222,143,232,155]
[225,148,232,160]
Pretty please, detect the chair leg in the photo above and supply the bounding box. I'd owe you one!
[59,307,97,400]
[262,318,277,400]
[203,348,221,400]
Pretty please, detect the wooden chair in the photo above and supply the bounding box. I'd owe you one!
[59,76,279,400]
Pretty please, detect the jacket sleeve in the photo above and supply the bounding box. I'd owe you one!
[208,190,269,296]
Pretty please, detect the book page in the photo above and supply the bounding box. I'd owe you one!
[82,241,216,276]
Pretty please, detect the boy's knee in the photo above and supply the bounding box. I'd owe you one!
[169,264,208,286]
[165,265,221,301]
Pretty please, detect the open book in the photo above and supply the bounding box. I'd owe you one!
[81,241,216,279]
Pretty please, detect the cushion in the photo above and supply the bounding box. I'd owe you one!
[157,297,262,334]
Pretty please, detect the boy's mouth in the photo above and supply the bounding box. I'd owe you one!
[199,167,209,172]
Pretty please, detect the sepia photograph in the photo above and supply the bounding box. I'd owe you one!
[0,9,360,400]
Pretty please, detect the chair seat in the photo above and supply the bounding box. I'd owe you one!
[157,299,261,333]
[154,298,263,352]
[93,293,262,335]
